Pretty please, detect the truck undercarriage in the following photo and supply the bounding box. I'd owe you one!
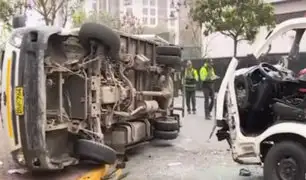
[1,23,183,170]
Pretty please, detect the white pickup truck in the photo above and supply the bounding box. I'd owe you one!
[215,17,306,180]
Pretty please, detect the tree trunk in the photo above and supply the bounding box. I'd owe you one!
[62,14,68,27]
[43,15,49,25]
[233,38,238,57]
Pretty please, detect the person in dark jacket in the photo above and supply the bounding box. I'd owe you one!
[184,60,199,114]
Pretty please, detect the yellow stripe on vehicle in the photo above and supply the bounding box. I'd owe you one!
[6,58,14,138]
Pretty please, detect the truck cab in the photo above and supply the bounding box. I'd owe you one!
[215,18,306,180]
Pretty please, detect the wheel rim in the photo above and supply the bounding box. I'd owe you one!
[277,157,298,180]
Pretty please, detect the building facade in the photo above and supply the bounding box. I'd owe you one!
[90,0,198,46]
[86,0,202,58]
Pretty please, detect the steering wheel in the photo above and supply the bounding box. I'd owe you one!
[258,62,284,81]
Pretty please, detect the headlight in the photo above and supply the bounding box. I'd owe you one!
[9,33,23,48]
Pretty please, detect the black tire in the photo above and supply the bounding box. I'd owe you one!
[156,46,182,57]
[79,23,121,60]
[156,55,181,67]
[154,118,179,131]
[263,141,306,180]
[74,139,117,164]
[154,130,179,140]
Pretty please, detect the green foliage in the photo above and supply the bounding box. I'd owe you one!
[62,0,84,27]
[190,0,276,56]
[72,10,86,27]
[0,0,24,28]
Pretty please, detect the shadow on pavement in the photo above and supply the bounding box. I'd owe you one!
[12,164,103,180]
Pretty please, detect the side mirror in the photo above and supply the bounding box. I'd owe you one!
[12,15,26,29]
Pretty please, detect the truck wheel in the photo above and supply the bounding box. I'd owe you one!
[154,130,179,140]
[156,55,181,67]
[79,23,121,60]
[263,141,306,180]
[154,118,179,131]
[156,46,182,57]
[74,139,117,164]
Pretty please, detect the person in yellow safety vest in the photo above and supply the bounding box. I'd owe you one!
[199,59,216,120]
[184,60,199,114]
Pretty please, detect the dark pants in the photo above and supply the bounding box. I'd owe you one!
[202,82,215,116]
[185,89,196,112]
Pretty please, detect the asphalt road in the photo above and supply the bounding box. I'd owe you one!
[0,97,263,180]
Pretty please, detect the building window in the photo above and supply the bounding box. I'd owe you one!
[150,8,155,16]
[150,0,156,6]
[143,0,157,26]
[150,18,156,25]
[143,8,148,15]
[92,0,97,10]
[143,17,148,24]
[143,0,148,6]
[168,1,177,28]
[124,0,132,6]
[126,7,133,16]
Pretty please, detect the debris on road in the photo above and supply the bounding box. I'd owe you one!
[239,168,251,176]
[167,162,182,167]
[0,161,3,166]
[7,168,28,175]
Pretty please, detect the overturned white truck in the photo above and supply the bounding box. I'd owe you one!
[1,23,183,170]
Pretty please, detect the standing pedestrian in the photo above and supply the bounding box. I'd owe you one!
[200,59,216,119]
[184,60,199,114]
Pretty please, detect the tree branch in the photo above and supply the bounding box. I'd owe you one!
[55,0,65,13]
[35,0,51,24]
[32,6,45,16]
[220,31,232,37]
